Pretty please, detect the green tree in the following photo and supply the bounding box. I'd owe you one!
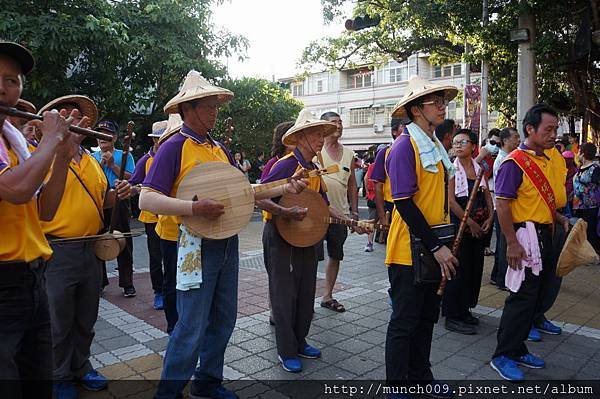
[0,0,248,147]
[301,1,600,140]
[212,77,303,161]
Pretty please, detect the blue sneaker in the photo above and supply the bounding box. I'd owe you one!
[80,369,108,391]
[516,353,545,369]
[278,356,302,372]
[298,343,321,359]
[527,326,542,342]
[153,293,164,310]
[191,384,239,399]
[53,382,78,399]
[490,356,525,381]
[536,320,562,335]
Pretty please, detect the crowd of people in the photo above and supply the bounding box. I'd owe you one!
[0,40,598,399]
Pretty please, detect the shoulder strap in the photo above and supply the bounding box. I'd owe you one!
[507,149,556,217]
[68,165,105,226]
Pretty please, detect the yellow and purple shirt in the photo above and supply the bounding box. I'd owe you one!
[142,125,234,241]
[261,148,328,221]
[495,144,567,224]
[384,133,449,266]
[130,149,158,224]
[371,145,393,202]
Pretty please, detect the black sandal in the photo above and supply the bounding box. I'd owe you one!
[320,298,346,313]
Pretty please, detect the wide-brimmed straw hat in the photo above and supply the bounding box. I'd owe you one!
[0,41,35,75]
[38,95,98,127]
[16,99,36,114]
[148,120,167,138]
[281,109,337,146]
[556,219,599,277]
[163,70,233,115]
[158,113,184,144]
[391,76,458,120]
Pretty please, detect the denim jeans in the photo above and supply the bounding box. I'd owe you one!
[155,236,239,399]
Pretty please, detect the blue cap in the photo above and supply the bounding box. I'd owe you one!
[94,120,118,134]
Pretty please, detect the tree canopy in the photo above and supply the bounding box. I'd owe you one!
[0,0,248,143]
[301,0,600,139]
[213,77,303,159]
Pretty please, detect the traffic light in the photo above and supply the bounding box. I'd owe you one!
[345,15,381,31]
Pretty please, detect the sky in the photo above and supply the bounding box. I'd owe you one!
[212,0,352,80]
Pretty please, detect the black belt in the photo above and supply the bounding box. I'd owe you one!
[513,222,552,231]
[0,258,44,271]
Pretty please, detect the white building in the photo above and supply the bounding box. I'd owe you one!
[280,54,496,150]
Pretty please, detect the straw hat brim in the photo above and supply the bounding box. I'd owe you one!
[391,86,458,119]
[0,42,35,75]
[556,219,599,277]
[164,91,233,115]
[282,121,337,146]
[158,117,184,144]
[16,99,36,114]
[148,128,166,138]
[38,95,98,127]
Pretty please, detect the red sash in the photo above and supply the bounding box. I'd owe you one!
[507,149,556,218]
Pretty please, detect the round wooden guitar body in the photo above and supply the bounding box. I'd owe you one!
[275,188,329,247]
[94,230,126,261]
[176,162,255,239]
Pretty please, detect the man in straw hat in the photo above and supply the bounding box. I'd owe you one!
[92,120,137,297]
[38,95,132,398]
[139,71,307,398]
[9,98,37,141]
[0,41,78,399]
[491,103,569,381]
[384,75,458,392]
[257,109,362,373]
[130,120,168,311]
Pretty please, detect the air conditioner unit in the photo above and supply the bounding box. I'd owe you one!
[373,124,384,133]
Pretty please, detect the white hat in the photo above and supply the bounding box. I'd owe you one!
[391,76,458,120]
[148,120,167,138]
[281,109,337,146]
[163,70,233,115]
[158,113,184,144]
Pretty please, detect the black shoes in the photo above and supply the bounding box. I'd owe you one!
[463,312,480,326]
[123,286,136,298]
[445,318,476,335]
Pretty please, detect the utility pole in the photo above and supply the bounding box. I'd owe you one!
[480,0,489,145]
[515,2,537,140]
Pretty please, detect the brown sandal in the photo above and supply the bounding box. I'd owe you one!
[320,298,346,313]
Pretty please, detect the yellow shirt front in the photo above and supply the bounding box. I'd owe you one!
[385,135,449,266]
[383,147,393,202]
[0,146,52,262]
[41,152,107,238]
[496,147,567,224]
[138,155,159,224]
[144,128,232,241]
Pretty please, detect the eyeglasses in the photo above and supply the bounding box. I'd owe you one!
[421,98,450,109]
[452,139,473,147]
[489,139,500,146]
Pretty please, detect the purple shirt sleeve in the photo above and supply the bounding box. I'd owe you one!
[386,135,417,199]
[0,160,8,173]
[494,159,523,199]
[371,147,387,182]
[129,153,150,185]
[143,135,185,196]
[262,156,298,183]
[261,157,278,180]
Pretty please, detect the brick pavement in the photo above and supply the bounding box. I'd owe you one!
[82,207,600,398]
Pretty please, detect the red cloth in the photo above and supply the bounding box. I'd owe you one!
[365,163,376,201]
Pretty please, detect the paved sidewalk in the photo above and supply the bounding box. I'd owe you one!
[83,206,600,398]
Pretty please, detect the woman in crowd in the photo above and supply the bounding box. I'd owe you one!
[235,151,252,178]
[572,142,600,252]
[444,129,494,335]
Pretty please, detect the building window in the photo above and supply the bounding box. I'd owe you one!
[453,64,462,76]
[433,66,442,78]
[389,66,408,83]
[433,63,462,79]
[408,57,417,77]
[350,107,373,125]
[447,101,457,120]
[291,83,304,96]
[347,69,373,89]
[316,80,323,93]
[382,105,395,122]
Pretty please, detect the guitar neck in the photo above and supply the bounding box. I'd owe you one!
[252,165,339,195]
